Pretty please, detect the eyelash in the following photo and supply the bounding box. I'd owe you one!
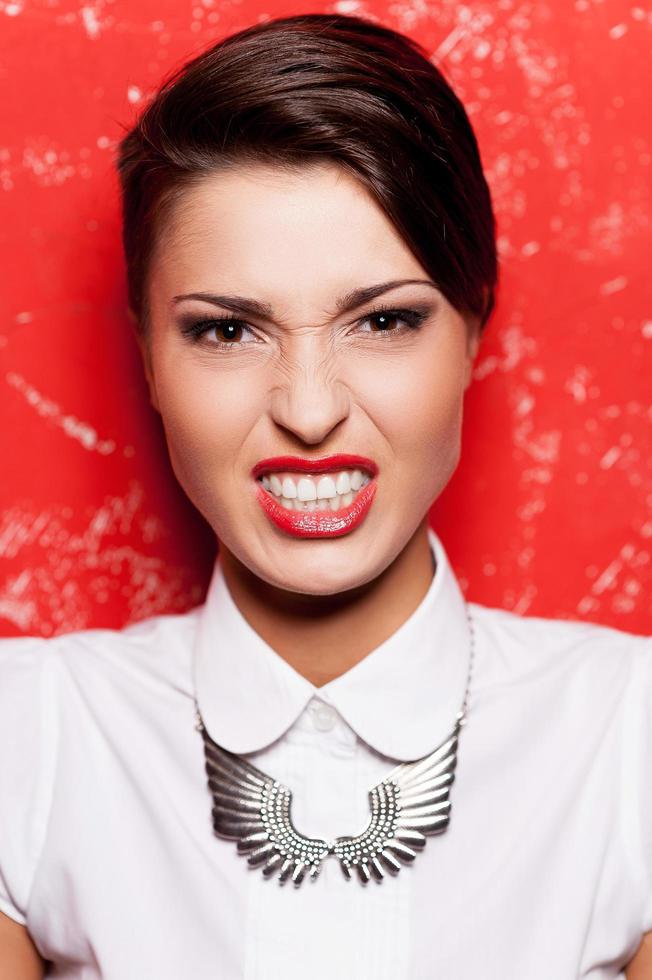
[179,304,429,350]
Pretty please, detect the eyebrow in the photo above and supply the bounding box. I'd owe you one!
[171,278,439,320]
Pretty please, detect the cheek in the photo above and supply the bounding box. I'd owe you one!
[351,339,466,477]
[151,357,262,503]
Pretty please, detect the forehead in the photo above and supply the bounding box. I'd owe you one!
[151,162,428,315]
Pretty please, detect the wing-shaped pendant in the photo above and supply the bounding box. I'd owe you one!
[201,732,330,886]
[197,710,463,887]
[332,719,462,883]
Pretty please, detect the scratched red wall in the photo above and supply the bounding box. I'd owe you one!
[1,0,650,638]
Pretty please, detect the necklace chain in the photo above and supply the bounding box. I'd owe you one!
[458,600,476,723]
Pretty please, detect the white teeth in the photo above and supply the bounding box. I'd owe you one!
[350,469,363,491]
[335,471,351,495]
[262,467,373,513]
[297,477,317,502]
[316,476,337,499]
[274,492,361,513]
[282,477,297,499]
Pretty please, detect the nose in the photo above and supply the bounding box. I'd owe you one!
[269,352,351,446]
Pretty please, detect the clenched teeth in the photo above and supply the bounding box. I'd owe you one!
[260,468,371,512]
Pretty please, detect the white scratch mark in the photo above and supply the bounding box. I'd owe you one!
[0,485,204,633]
[80,6,101,38]
[521,467,553,484]
[0,578,37,631]
[22,145,76,187]
[588,202,626,255]
[592,557,623,594]
[599,446,622,470]
[599,275,628,295]
[6,371,116,455]
[514,419,562,464]
[576,541,649,617]
[516,496,547,521]
[473,324,537,380]
[512,584,538,616]
[565,365,592,403]
[609,23,628,39]
[434,24,468,60]
[526,367,546,385]
[577,596,599,615]
[515,391,535,416]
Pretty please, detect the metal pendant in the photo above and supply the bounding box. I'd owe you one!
[197,709,464,887]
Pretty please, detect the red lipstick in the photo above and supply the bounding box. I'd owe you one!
[252,454,378,479]
[252,454,378,539]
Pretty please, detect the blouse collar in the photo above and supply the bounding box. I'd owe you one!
[192,526,472,762]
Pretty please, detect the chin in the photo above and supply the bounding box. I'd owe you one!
[252,547,381,597]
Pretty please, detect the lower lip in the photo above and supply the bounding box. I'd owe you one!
[254,479,378,538]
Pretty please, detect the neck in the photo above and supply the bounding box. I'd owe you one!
[218,519,435,687]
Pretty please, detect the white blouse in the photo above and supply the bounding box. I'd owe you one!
[0,527,650,979]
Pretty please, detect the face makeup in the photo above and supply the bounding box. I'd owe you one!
[143,160,480,597]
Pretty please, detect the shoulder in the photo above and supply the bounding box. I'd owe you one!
[0,605,202,817]
[0,604,201,703]
[0,636,56,923]
[469,598,650,655]
[0,606,202,924]
[468,599,651,706]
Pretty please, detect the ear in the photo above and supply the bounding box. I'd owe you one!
[463,316,482,391]
[129,309,161,414]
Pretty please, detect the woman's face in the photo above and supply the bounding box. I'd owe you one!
[142,161,480,595]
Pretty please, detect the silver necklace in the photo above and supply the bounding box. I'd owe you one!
[194,603,475,888]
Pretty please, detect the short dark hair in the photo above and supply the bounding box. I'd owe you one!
[116,12,498,334]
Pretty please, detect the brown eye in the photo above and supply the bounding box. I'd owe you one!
[356,307,428,336]
[215,321,244,342]
[369,312,402,331]
[180,316,258,347]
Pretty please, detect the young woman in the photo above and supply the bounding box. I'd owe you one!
[1,13,650,979]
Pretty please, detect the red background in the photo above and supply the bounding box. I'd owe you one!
[1,0,650,638]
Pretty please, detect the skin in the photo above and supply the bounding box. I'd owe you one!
[139,160,481,684]
[0,914,48,978]
[3,160,650,975]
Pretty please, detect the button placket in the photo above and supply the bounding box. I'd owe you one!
[301,698,356,755]
[311,702,338,732]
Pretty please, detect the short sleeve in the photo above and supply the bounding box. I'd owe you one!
[0,637,57,925]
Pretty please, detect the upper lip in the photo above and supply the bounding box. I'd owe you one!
[252,454,378,479]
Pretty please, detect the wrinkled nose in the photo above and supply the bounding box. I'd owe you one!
[269,363,351,445]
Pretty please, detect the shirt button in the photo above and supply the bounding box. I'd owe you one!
[311,702,338,732]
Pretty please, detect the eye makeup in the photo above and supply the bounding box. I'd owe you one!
[177,303,433,350]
